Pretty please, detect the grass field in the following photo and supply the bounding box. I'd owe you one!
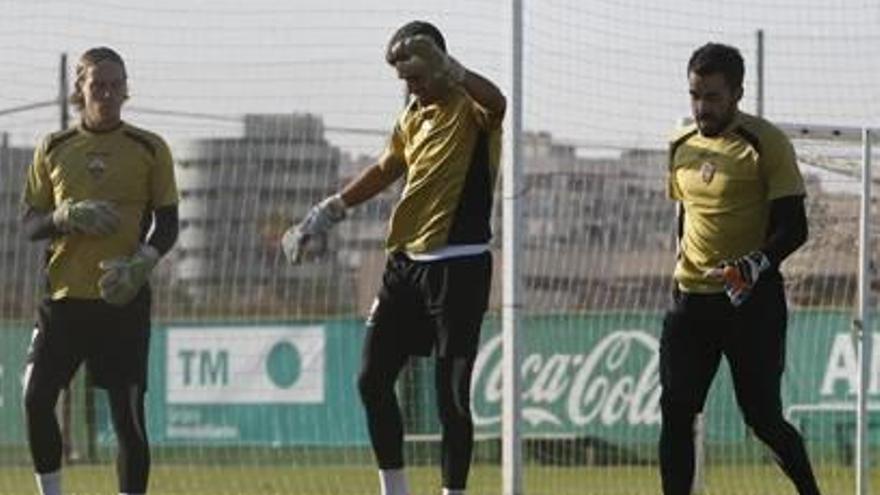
[0,463,869,495]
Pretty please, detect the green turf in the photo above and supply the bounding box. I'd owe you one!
[0,463,868,495]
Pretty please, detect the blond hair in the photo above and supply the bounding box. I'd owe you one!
[69,46,128,110]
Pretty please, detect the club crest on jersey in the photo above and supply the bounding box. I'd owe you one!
[85,155,107,179]
[700,162,716,184]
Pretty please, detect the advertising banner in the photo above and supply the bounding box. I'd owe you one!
[0,325,31,445]
[4,311,875,448]
[145,322,368,446]
[166,325,325,405]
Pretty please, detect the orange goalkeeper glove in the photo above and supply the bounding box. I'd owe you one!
[705,250,771,306]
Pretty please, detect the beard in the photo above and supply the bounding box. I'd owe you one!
[696,109,735,137]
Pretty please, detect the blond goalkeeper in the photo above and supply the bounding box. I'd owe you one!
[21,46,178,495]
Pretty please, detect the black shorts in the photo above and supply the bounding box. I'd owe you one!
[660,273,788,414]
[26,288,152,390]
[366,251,492,357]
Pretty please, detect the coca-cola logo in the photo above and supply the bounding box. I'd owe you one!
[470,329,661,429]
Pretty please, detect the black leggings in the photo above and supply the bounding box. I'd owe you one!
[659,280,821,495]
[358,351,476,490]
[24,371,151,493]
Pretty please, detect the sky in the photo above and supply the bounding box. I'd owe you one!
[0,0,877,159]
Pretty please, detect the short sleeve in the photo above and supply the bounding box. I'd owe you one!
[22,139,54,211]
[471,100,503,131]
[667,142,682,201]
[377,121,407,174]
[761,132,805,200]
[666,126,699,201]
[150,137,179,208]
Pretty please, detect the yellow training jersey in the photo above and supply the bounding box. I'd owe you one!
[22,122,179,300]
[379,86,502,254]
[668,111,805,293]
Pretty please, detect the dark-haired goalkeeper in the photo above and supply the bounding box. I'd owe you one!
[282,20,505,495]
[661,42,821,495]
[21,46,178,495]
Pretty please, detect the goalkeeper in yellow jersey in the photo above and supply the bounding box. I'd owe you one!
[661,42,821,495]
[282,20,505,495]
[20,47,179,495]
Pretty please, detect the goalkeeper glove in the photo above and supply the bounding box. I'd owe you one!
[98,244,159,306]
[705,250,771,306]
[387,35,466,89]
[281,194,347,265]
[52,199,120,236]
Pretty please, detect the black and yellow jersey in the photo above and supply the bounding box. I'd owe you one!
[668,111,805,293]
[379,86,502,255]
[22,122,179,300]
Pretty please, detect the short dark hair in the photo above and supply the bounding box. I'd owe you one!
[687,43,744,90]
[386,20,446,65]
[70,46,128,110]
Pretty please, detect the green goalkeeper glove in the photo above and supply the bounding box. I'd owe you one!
[98,245,159,306]
[281,194,347,265]
[52,199,120,236]
[387,34,466,89]
[705,250,771,306]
